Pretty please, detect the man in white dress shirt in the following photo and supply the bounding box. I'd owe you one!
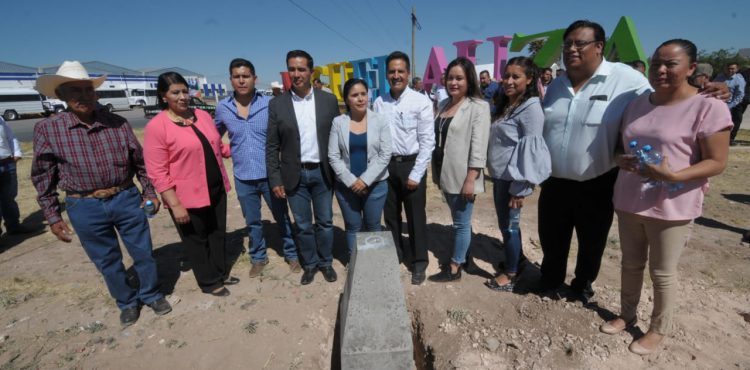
[373,51,435,285]
[538,20,651,303]
[0,117,38,237]
[266,50,340,285]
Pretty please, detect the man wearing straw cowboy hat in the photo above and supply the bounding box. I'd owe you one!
[31,61,171,327]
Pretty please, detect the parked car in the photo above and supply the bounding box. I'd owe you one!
[143,97,216,117]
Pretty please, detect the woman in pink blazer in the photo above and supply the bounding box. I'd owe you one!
[144,72,236,297]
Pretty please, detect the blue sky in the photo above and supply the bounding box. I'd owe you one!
[2,0,746,88]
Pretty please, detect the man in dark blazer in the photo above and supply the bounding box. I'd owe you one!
[266,50,340,285]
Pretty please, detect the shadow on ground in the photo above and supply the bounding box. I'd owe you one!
[695,216,746,235]
[0,209,47,254]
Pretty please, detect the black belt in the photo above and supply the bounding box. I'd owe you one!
[391,154,418,162]
[0,157,15,165]
[301,162,320,169]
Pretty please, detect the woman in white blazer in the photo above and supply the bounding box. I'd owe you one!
[429,57,491,282]
[329,78,392,255]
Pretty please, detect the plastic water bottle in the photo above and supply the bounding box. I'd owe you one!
[639,145,684,192]
[144,200,156,218]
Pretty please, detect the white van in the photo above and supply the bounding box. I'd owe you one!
[96,89,131,112]
[0,88,45,120]
[128,89,158,107]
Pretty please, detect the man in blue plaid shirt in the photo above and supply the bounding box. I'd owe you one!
[215,58,299,277]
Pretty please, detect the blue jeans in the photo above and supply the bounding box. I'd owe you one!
[492,179,522,274]
[286,167,334,269]
[334,180,388,253]
[443,193,475,265]
[234,177,297,263]
[65,186,162,310]
[0,162,21,231]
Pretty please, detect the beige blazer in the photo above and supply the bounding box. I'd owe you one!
[434,97,491,194]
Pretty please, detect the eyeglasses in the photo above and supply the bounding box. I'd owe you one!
[563,40,600,50]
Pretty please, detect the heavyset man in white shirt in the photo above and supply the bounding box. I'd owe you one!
[373,51,435,285]
[538,20,651,303]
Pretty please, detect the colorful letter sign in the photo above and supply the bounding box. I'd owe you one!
[284,16,646,102]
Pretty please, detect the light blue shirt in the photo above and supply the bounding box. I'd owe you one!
[714,73,746,109]
[215,91,270,181]
[0,117,22,159]
[542,59,651,181]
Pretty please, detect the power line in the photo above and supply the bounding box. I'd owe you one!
[395,0,409,14]
[287,0,372,56]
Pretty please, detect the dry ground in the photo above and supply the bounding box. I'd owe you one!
[0,130,749,369]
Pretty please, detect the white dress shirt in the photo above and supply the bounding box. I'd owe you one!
[0,117,22,159]
[542,59,651,181]
[373,87,435,183]
[291,88,320,163]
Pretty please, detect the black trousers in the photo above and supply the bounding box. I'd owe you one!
[384,158,428,272]
[538,168,618,293]
[729,105,744,143]
[172,192,228,292]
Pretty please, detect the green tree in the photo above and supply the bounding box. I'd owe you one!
[697,48,748,78]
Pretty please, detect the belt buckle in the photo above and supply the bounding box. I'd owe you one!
[92,188,116,199]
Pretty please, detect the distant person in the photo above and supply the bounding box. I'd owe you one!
[144,72,236,297]
[626,60,647,75]
[411,77,434,101]
[328,78,392,254]
[31,61,171,326]
[602,39,732,355]
[540,67,553,94]
[270,81,283,97]
[214,58,299,278]
[555,68,565,78]
[428,57,490,283]
[0,116,38,237]
[693,63,713,90]
[313,78,333,94]
[714,63,746,145]
[266,50,340,285]
[435,73,449,104]
[372,51,434,285]
[740,66,750,113]
[485,57,550,292]
[479,70,500,115]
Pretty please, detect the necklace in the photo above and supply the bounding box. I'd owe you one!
[168,110,195,126]
[437,98,461,148]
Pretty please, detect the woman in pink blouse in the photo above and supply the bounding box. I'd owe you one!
[601,39,732,355]
[144,72,235,297]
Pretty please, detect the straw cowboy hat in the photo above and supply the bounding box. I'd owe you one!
[35,61,107,98]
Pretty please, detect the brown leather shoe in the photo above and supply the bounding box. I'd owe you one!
[288,260,302,273]
[248,260,268,278]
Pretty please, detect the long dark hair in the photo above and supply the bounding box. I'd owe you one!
[493,57,539,121]
[342,78,368,112]
[156,72,190,110]
[444,57,481,100]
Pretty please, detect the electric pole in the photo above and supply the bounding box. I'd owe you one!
[411,6,416,77]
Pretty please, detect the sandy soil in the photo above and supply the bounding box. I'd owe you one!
[1,134,749,370]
